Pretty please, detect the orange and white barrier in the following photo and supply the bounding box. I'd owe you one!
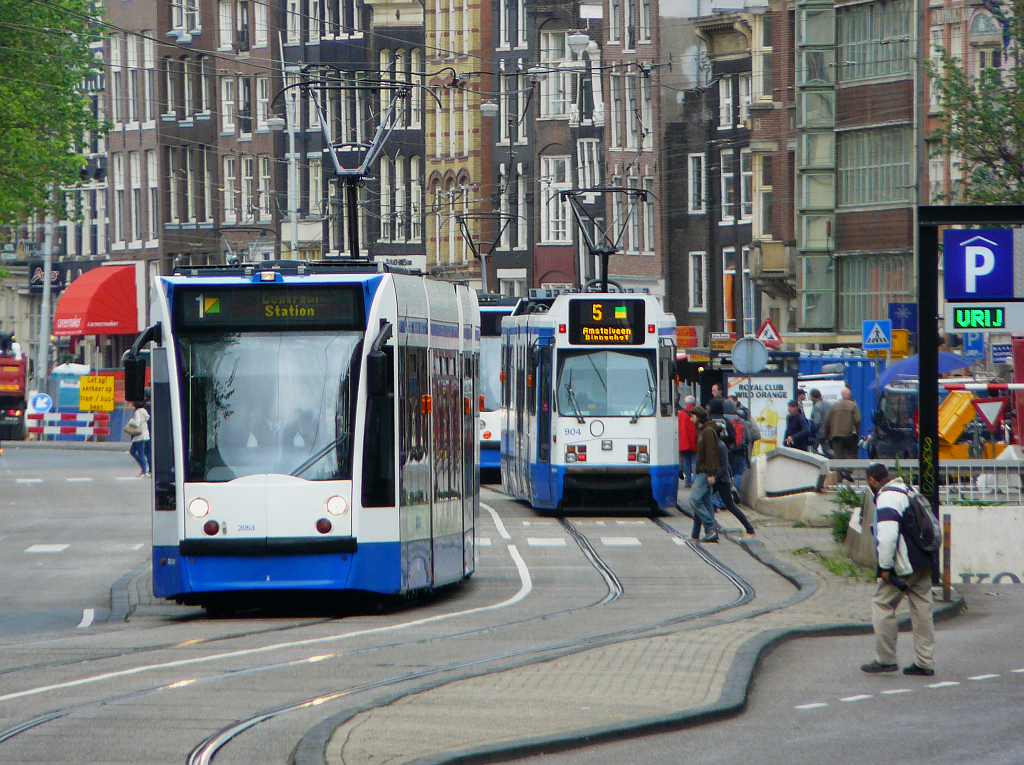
[27,412,111,437]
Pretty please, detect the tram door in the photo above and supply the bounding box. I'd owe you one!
[533,341,554,504]
[431,348,464,585]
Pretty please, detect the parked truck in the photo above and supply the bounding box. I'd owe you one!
[0,333,27,441]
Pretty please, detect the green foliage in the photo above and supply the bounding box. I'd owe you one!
[925,1,1024,203]
[0,268,11,279]
[0,0,106,225]
[828,485,864,543]
[831,484,865,509]
[828,507,853,544]
[792,520,807,528]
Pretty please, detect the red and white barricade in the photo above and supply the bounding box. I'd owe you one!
[27,412,111,438]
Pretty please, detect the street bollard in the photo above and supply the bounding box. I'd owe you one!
[942,513,951,602]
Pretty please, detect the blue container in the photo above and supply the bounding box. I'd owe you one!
[798,352,881,439]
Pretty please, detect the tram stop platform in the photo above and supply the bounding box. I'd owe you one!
[115,492,965,765]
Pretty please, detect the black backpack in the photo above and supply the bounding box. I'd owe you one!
[891,486,943,553]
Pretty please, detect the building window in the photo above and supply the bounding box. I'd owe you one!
[799,255,835,329]
[219,0,233,48]
[609,0,620,42]
[688,153,705,213]
[609,73,622,147]
[753,15,773,101]
[198,56,211,113]
[737,74,751,125]
[143,36,156,122]
[167,147,180,223]
[221,77,235,132]
[838,0,911,83]
[689,251,706,311]
[380,157,392,240]
[254,0,268,45]
[410,156,422,241]
[540,33,570,117]
[799,50,835,87]
[718,76,732,129]
[203,148,214,223]
[185,147,197,222]
[110,34,123,124]
[801,132,835,168]
[800,172,835,210]
[241,156,255,221]
[259,156,272,220]
[540,155,571,243]
[721,149,735,220]
[182,58,193,118]
[126,36,140,124]
[798,7,834,46]
[837,127,912,206]
[309,158,321,219]
[577,138,601,188]
[625,75,639,147]
[756,154,773,240]
[223,155,236,222]
[641,76,653,149]
[798,90,834,128]
[643,177,654,253]
[256,75,269,129]
[239,77,252,135]
[640,0,651,42]
[286,0,300,43]
[723,247,755,334]
[410,49,423,128]
[740,148,753,219]
[839,254,913,332]
[112,153,125,243]
[146,150,159,240]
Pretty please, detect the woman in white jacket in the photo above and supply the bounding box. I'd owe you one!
[127,402,151,476]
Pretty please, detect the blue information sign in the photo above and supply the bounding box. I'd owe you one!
[888,302,918,332]
[992,343,1013,365]
[963,332,985,361]
[943,229,1014,300]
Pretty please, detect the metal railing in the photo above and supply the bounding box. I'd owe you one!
[825,459,1024,506]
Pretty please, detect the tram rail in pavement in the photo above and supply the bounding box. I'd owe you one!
[291,508,964,765]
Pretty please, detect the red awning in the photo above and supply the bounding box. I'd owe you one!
[53,265,138,336]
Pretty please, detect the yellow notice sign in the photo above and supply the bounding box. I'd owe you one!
[867,329,910,359]
[79,375,115,412]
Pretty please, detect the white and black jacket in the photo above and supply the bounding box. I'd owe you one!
[873,477,913,577]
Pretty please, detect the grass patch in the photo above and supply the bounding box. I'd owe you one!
[792,546,874,581]
[828,484,865,544]
[792,520,807,528]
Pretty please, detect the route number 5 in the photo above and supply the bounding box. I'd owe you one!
[592,304,603,321]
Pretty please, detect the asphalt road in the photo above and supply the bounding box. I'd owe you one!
[504,584,1024,765]
[0,446,149,635]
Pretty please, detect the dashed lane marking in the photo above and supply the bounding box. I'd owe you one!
[477,538,491,547]
[600,536,641,547]
[840,695,873,702]
[927,681,960,689]
[15,478,42,484]
[77,609,95,629]
[616,520,646,525]
[795,703,828,710]
[1012,668,1024,673]
[66,477,93,482]
[881,688,913,695]
[522,521,553,526]
[527,538,567,547]
[24,544,69,553]
[969,674,1000,681]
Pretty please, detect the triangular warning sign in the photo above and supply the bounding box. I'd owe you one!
[865,323,889,347]
[972,397,1006,430]
[755,318,782,348]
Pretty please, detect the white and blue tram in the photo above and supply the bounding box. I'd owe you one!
[500,291,679,511]
[478,295,518,473]
[124,262,480,606]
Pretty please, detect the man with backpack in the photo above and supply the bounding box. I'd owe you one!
[723,398,750,491]
[860,463,939,677]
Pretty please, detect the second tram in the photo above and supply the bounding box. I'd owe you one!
[124,261,480,607]
[501,290,678,511]
[478,295,518,474]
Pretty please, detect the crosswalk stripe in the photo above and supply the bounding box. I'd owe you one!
[24,544,69,553]
[601,536,641,546]
[66,477,93,482]
[15,478,42,484]
[527,538,566,547]
[795,703,827,710]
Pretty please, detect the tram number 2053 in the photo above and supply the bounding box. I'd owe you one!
[564,427,582,436]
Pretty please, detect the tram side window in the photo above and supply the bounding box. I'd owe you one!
[399,344,428,506]
[362,346,395,508]
[659,345,675,416]
[527,346,537,416]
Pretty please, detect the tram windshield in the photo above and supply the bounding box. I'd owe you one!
[479,336,502,411]
[556,350,656,419]
[178,331,362,482]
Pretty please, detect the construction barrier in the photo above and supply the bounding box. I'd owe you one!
[27,412,111,439]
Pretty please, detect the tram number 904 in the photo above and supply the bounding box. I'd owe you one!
[564,427,582,436]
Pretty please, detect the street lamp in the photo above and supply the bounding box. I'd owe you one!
[266,96,299,260]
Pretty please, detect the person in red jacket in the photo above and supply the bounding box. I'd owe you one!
[678,395,697,487]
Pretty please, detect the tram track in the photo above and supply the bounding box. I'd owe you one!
[0,507,762,764]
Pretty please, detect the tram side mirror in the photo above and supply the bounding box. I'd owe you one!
[124,356,147,403]
[366,351,388,399]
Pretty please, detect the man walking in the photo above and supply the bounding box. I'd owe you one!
[822,386,861,458]
[809,388,830,454]
[689,406,721,543]
[678,395,698,487]
[783,399,810,451]
[861,463,938,676]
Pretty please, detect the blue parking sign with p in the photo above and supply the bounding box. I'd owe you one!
[943,229,1014,300]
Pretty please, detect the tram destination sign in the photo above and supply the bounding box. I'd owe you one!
[568,298,646,345]
[943,302,1024,333]
[176,285,364,330]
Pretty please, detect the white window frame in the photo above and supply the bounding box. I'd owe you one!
[540,32,571,118]
[689,251,707,312]
[219,0,233,49]
[688,153,705,214]
[143,36,156,124]
[720,148,735,221]
[540,155,571,243]
[254,0,268,46]
[241,156,255,220]
[185,147,197,223]
[167,147,180,224]
[223,155,237,223]
[256,75,269,129]
[577,138,602,188]
[203,147,214,223]
[737,73,751,125]
[112,153,125,244]
[146,149,159,242]
[410,156,422,241]
[221,77,235,133]
[309,157,322,219]
[740,148,753,220]
[718,76,732,129]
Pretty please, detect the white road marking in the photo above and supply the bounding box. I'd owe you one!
[522,521,552,526]
[480,503,511,540]
[927,681,960,689]
[616,520,646,525]
[24,544,69,553]
[527,537,567,547]
[15,478,42,484]
[673,538,692,545]
[969,674,1000,681]
[0,542,534,703]
[795,703,828,710]
[1012,668,1024,673]
[840,694,873,702]
[115,476,141,481]
[477,538,491,547]
[600,536,641,547]
[76,609,95,629]
[881,688,913,695]
[66,477,93,483]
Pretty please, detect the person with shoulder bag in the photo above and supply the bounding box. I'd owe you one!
[126,402,151,477]
[860,463,938,676]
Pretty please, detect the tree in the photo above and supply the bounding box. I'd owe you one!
[926,1,1024,204]
[0,0,105,226]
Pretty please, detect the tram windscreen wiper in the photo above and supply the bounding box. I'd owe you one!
[629,370,656,423]
[563,370,586,424]
[290,432,350,478]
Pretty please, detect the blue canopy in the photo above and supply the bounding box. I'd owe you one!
[870,353,972,389]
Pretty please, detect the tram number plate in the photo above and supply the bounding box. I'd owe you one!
[564,427,582,436]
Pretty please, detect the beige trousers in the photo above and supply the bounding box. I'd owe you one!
[871,569,935,669]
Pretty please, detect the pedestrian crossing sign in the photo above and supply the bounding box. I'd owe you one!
[862,319,892,350]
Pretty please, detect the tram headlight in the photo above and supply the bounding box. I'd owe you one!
[188,498,210,519]
[325,496,349,516]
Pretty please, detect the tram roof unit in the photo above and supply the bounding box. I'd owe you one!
[171,258,425,279]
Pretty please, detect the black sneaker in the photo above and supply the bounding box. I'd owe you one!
[861,660,899,674]
[903,663,935,676]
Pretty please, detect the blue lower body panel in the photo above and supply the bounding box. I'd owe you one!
[480,443,501,470]
[153,541,402,599]
[650,465,680,509]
